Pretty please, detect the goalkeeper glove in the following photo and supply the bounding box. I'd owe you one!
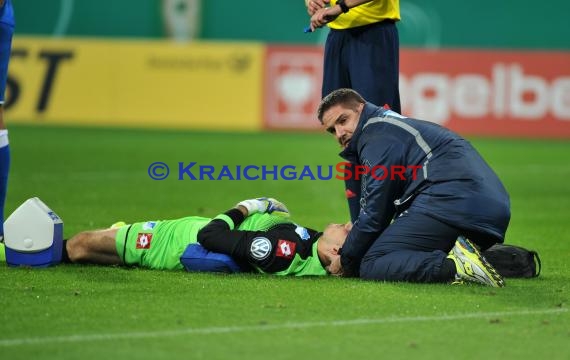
[265,197,290,218]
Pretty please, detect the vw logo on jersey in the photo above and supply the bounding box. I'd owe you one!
[294,225,310,241]
[250,237,272,260]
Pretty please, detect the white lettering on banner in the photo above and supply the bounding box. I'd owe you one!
[552,78,570,119]
[453,75,489,118]
[400,64,570,124]
[510,65,549,118]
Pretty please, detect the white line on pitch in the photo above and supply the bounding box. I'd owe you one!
[0,308,566,347]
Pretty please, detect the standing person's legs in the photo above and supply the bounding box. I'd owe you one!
[322,29,350,98]
[359,209,459,283]
[347,21,401,113]
[0,19,14,239]
[0,113,8,239]
[322,30,362,222]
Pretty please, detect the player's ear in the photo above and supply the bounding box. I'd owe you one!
[331,245,340,255]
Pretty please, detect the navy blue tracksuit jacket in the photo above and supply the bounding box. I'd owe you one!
[339,103,511,278]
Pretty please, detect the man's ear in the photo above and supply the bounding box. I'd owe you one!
[331,246,340,255]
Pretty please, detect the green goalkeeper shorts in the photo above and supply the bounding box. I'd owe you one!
[115,217,211,270]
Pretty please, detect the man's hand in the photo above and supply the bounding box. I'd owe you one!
[326,256,344,276]
[305,0,330,16]
[310,6,341,31]
[236,198,290,217]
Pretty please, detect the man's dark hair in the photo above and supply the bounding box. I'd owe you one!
[317,88,366,123]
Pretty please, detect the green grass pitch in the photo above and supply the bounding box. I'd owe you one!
[1,125,569,360]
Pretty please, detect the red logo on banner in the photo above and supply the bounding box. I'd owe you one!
[264,46,324,130]
[276,239,296,259]
[136,233,153,249]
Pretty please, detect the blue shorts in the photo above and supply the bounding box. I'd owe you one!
[322,20,401,113]
[0,0,15,104]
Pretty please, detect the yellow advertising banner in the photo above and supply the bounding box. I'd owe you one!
[6,37,264,131]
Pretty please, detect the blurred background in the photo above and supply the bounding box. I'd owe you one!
[5,0,570,136]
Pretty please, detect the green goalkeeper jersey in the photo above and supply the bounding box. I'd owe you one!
[116,209,327,276]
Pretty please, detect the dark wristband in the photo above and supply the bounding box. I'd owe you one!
[225,208,246,228]
[337,0,349,13]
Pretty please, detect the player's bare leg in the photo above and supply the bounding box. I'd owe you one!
[66,228,122,265]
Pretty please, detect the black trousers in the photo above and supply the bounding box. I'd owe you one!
[359,208,460,283]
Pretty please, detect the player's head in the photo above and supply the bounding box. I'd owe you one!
[318,89,365,149]
[317,222,351,268]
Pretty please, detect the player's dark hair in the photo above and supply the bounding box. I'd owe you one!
[317,88,366,123]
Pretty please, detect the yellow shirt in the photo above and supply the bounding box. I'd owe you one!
[328,0,400,29]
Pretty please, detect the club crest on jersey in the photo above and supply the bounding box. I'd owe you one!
[142,221,157,231]
[250,237,272,260]
[276,240,296,259]
[294,225,310,241]
[136,233,153,249]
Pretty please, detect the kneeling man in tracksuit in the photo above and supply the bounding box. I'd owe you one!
[319,88,510,287]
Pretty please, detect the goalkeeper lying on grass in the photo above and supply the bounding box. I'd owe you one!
[2,197,520,285]
[61,198,349,276]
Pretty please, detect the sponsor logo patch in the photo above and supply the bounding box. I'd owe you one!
[276,239,296,259]
[250,237,272,260]
[136,233,153,249]
[142,221,157,231]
